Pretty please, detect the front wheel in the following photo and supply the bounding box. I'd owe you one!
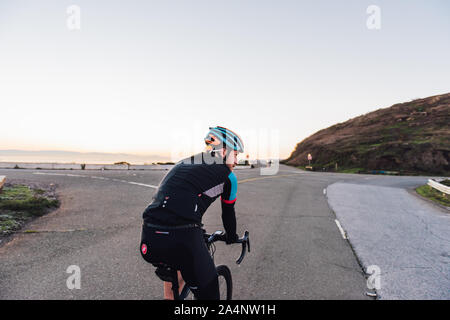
[216,265,232,300]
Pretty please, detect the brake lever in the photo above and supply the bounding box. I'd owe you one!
[236,230,250,265]
[236,242,246,265]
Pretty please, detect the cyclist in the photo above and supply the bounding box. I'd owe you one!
[140,126,244,300]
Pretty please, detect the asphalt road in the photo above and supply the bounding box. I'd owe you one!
[0,165,439,299]
[327,180,450,299]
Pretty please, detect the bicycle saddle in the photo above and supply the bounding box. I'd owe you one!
[153,263,177,283]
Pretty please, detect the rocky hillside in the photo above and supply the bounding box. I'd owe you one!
[284,93,450,175]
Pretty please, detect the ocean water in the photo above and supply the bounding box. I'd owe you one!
[0,154,169,165]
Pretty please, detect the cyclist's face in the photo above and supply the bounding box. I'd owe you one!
[223,149,238,170]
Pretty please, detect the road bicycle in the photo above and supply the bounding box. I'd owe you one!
[153,230,250,300]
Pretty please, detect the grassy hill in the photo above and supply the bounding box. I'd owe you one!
[284,93,450,175]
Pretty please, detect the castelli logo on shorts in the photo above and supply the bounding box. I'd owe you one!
[141,243,148,255]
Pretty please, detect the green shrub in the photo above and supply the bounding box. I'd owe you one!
[0,185,60,216]
[416,185,449,207]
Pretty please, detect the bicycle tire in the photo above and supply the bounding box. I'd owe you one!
[216,265,232,300]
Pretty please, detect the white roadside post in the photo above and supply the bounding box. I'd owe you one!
[427,179,450,195]
[306,153,313,170]
[0,176,6,193]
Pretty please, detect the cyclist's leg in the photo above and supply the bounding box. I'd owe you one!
[190,274,219,300]
[140,225,218,300]
[177,228,219,300]
[163,271,184,300]
[140,224,184,299]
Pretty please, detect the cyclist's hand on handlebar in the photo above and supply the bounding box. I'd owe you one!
[225,232,239,245]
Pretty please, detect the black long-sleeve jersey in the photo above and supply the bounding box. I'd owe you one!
[142,152,238,236]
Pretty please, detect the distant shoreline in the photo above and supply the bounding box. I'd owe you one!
[0,161,253,171]
[0,161,172,165]
[0,150,171,165]
[0,162,175,171]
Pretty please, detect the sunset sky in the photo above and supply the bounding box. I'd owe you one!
[1,0,449,162]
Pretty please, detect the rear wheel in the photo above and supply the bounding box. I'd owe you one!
[216,265,232,300]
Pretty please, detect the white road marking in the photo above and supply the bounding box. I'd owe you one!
[279,171,305,174]
[33,172,83,177]
[90,176,108,180]
[127,181,158,189]
[33,172,158,189]
[238,173,304,184]
[334,219,348,239]
[323,188,327,195]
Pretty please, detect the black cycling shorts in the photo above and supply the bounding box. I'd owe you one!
[140,223,219,299]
